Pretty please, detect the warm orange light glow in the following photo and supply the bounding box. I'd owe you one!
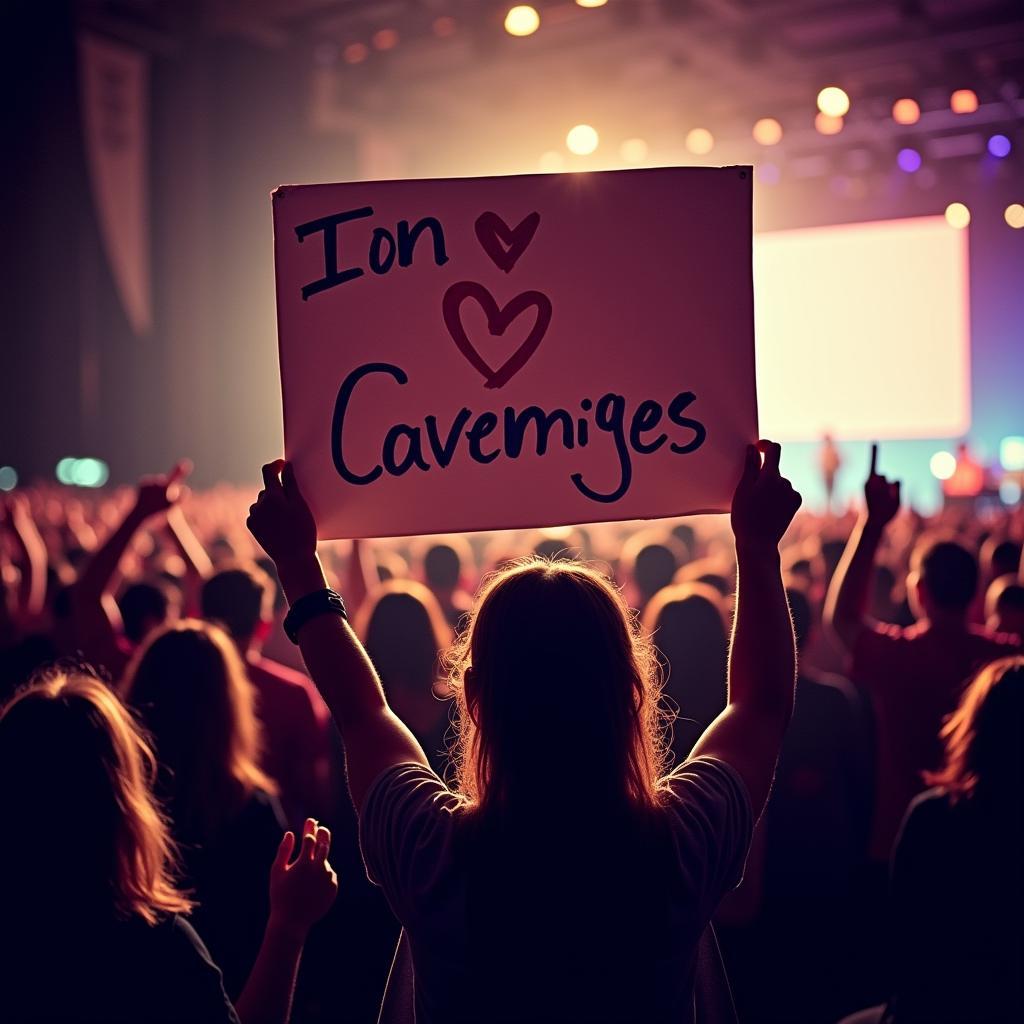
[815,112,844,135]
[505,6,540,36]
[685,128,714,155]
[892,98,920,125]
[945,202,971,229]
[1005,203,1024,229]
[566,124,599,155]
[343,42,369,64]
[619,137,648,163]
[372,28,399,50]
[950,89,978,114]
[576,0,608,7]
[752,117,783,146]
[817,86,850,117]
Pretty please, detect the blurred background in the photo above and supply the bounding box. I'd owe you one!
[3,0,1022,511]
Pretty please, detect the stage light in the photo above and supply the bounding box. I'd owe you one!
[56,458,76,484]
[815,112,844,136]
[1001,436,1024,472]
[575,0,608,7]
[897,148,922,173]
[752,118,783,146]
[432,16,457,37]
[620,137,648,163]
[1005,203,1024,229]
[988,134,1011,158]
[757,162,780,185]
[944,202,970,229]
[685,128,714,155]
[930,451,956,480]
[0,466,17,491]
[538,150,565,172]
[505,6,540,36]
[817,86,849,118]
[950,89,978,114]
[566,124,599,155]
[892,98,920,125]
[372,28,399,50]
[342,42,369,64]
[70,458,109,489]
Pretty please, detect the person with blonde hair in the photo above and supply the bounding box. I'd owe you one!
[0,667,338,1023]
[122,620,286,998]
[247,441,801,1022]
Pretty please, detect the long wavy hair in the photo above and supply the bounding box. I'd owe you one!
[0,668,191,923]
[122,619,275,840]
[924,656,1023,802]
[445,558,669,817]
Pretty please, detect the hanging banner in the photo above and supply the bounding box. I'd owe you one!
[273,167,757,538]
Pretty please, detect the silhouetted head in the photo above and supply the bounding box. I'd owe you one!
[0,668,190,922]
[448,559,666,817]
[642,583,728,759]
[981,538,1022,582]
[201,562,274,648]
[986,577,1024,636]
[424,543,464,591]
[622,533,683,608]
[909,538,978,619]
[118,581,177,646]
[122,620,274,840]
[356,580,451,697]
[925,656,1023,801]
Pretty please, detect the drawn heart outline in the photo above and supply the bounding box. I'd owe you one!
[442,281,552,390]
[474,211,541,273]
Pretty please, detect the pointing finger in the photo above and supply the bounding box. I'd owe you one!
[869,442,878,477]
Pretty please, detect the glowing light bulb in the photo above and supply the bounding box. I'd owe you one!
[817,86,850,117]
[504,6,540,37]
[752,118,783,146]
[950,89,978,114]
[944,202,970,229]
[566,124,599,155]
[685,128,714,155]
[892,98,920,125]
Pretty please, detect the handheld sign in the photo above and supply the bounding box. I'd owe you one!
[272,167,757,539]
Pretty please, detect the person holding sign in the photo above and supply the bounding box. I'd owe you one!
[247,440,801,1023]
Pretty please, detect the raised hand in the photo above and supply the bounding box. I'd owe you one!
[864,443,900,528]
[134,460,191,520]
[247,461,318,568]
[268,819,339,937]
[731,440,803,552]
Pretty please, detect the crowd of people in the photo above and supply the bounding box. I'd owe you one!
[0,442,1021,1023]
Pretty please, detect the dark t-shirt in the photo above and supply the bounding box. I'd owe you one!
[360,758,752,1024]
[4,913,239,1023]
[888,787,1022,1022]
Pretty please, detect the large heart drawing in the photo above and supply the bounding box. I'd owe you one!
[474,211,541,273]
[442,281,552,390]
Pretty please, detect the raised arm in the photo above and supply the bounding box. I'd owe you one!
[690,440,802,818]
[235,820,338,1024]
[71,463,189,674]
[824,443,901,651]
[246,461,427,811]
[1,493,48,621]
[165,501,213,616]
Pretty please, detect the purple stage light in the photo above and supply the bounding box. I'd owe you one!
[987,134,1011,158]
[897,147,922,172]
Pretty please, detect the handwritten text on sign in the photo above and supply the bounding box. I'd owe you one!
[272,167,757,539]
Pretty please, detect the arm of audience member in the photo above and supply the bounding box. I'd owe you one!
[343,537,376,618]
[247,461,429,810]
[690,441,802,820]
[165,498,213,615]
[824,443,901,651]
[235,820,338,1024]
[71,463,189,671]
[1,493,48,619]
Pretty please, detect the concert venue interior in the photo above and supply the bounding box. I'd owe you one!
[3,3,1023,1024]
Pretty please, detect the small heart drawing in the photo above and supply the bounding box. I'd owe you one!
[442,281,552,389]
[474,211,541,273]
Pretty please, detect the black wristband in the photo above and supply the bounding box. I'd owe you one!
[283,588,348,644]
